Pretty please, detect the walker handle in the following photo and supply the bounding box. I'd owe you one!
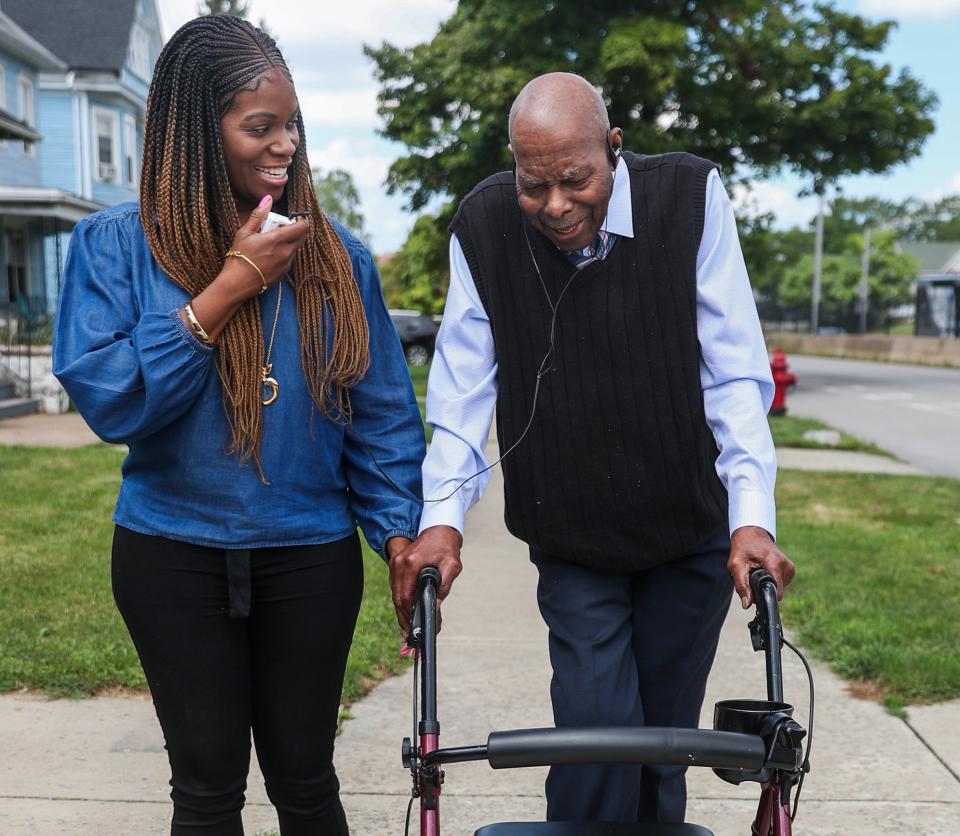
[484,726,770,771]
[749,568,784,703]
[415,567,441,737]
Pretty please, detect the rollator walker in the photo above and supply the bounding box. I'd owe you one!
[401,567,813,836]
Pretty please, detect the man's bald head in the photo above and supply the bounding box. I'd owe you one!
[507,73,624,252]
[508,73,610,149]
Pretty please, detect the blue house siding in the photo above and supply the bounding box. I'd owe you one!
[2,0,161,298]
[88,96,139,206]
[35,91,76,193]
[0,52,41,186]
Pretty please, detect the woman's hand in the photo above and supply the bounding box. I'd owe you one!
[180,196,310,344]
[225,195,311,298]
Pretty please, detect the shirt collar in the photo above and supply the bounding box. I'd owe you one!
[598,155,634,239]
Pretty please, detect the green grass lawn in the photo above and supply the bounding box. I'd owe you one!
[2,379,958,710]
[0,444,406,699]
[768,414,889,455]
[777,470,960,709]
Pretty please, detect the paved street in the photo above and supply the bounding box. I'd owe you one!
[785,354,960,478]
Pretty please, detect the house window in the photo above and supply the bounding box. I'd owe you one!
[124,114,138,186]
[5,228,28,305]
[93,107,120,184]
[19,75,35,156]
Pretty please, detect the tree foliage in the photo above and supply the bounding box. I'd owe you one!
[198,0,250,16]
[776,229,916,329]
[366,0,937,311]
[897,195,960,243]
[740,192,960,323]
[311,168,371,248]
[820,196,904,253]
[197,0,273,39]
[378,211,450,316]
[367,0,936,210]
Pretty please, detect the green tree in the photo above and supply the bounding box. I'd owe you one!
[311,168,371,248]
[198,0,250,15]
[898,195,960,242]
[822,196,904,253]
[738,215,814,320]
[197,0,273,40]
[367,1,936,208]
[378,212,450,316]
[366,0,936,309]
[778,229,916,328]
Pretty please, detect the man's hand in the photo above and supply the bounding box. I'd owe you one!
[388,525,463,634]
[728,526,796,609]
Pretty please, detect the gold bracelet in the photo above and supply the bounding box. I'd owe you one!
[183,301,215,346]
[225,250,267,294]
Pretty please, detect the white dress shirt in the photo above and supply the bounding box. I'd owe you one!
[419,158,777,541]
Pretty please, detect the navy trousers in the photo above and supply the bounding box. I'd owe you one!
[529,527,733,824]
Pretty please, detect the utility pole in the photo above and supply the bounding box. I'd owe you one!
[810,191,825,334]
[859,227,871,334]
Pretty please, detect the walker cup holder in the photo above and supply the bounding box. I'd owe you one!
[712,699,803,785]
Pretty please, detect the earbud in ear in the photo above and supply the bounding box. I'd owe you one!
[608,144,621,166]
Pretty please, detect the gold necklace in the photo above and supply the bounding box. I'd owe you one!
[261,280,282,406]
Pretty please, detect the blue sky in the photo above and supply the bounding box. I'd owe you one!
[158,0,960,253]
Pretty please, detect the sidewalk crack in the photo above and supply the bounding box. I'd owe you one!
[902,716,960,785]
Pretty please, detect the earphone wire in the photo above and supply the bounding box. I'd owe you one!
[344,149,620,506]
[343,250,579,505]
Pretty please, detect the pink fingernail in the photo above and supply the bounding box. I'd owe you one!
[258,195,271,208]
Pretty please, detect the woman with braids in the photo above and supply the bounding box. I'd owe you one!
[53,15,424,835]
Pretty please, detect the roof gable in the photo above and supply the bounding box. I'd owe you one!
[902,242,960,274]
[0,6,67,70]
[3,0,139,73]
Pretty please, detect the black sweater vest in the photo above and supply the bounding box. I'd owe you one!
[450,151,728,572]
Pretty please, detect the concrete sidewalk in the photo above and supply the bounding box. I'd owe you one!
[1,416,959,834]
[0,412,101,448]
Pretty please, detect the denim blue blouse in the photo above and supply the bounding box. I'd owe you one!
[53,203,425,556]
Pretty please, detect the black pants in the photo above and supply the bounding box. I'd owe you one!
[112,526,364,836]
[530,527,733,824]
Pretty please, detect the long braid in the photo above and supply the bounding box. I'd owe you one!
[141,15,369,476]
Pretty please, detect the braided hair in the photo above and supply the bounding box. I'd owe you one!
[140,14,370,476]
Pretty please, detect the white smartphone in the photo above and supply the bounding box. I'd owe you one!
[259,211,294,233]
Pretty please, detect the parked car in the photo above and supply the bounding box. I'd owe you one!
[389,309,438,366]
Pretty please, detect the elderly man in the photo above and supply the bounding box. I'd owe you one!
[390,72,795,825]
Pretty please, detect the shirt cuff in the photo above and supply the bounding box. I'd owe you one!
[170,308,217,357]
[728,488,777,541]
[381,527,419,562]
[418,496,466,537]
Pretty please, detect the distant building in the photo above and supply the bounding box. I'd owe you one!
[0,0,162,414]
[904,242,960,338]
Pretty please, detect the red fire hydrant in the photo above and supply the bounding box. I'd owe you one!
[770,348,797,416]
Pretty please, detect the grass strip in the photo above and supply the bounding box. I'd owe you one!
[777,470,960,708]
[0,444,406,699]
[4,389,957,709]
[768,414,889,455]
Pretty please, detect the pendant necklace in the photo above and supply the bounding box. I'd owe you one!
[261,280,282,406]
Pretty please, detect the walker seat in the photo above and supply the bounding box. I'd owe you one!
[475,823,713,835]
